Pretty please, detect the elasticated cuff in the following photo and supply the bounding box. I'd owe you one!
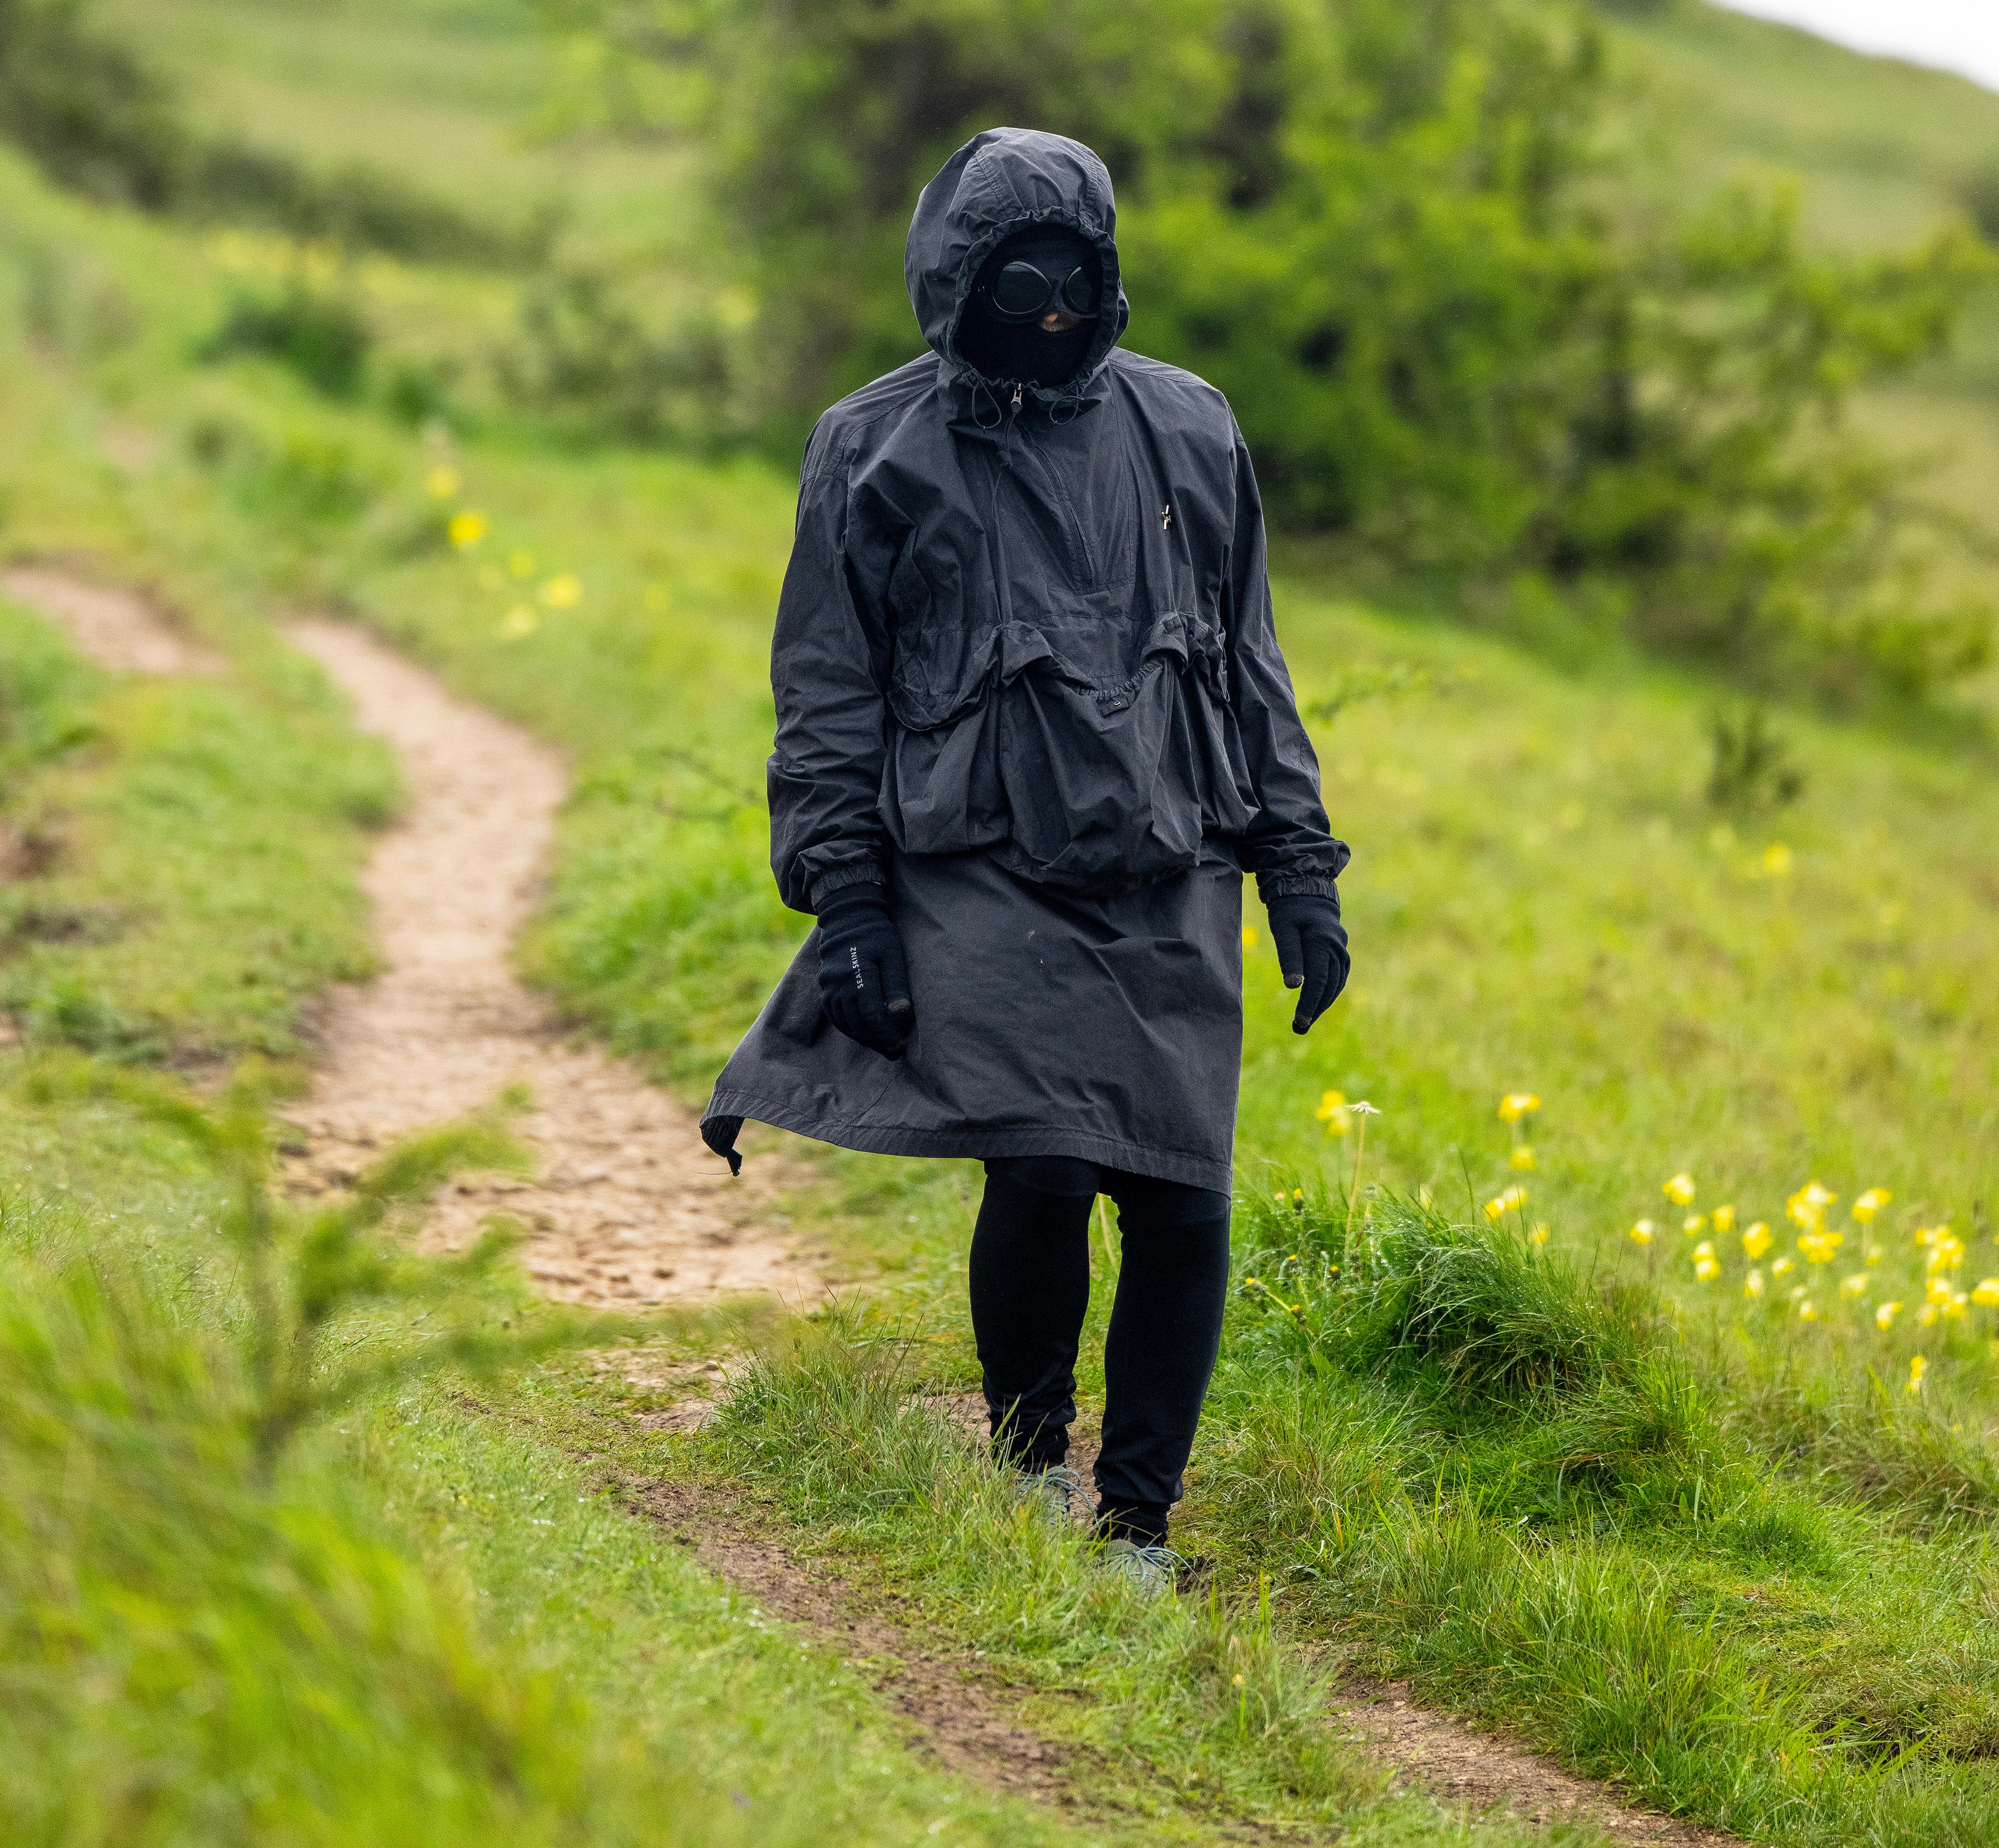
[809,863,886,910]
[1257,873,1342,904]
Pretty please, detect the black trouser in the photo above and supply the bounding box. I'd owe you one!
[969,1155,1231,1548]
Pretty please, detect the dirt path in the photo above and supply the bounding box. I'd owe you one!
[634,1472,1087,1809]
[1,565,221,675]
[1331,1689,1733,1845]
[279,619,817,1308]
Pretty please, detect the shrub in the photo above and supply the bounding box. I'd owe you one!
[549,0,1995,696]
[497,265,750,446]
[202,283,375,398]
[0,0,191,207]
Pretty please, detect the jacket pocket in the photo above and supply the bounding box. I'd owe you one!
[883,611,1255,890]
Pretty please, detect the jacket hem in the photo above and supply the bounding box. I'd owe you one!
[706,1089,1233,1194]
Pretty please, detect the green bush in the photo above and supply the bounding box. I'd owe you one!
[552,0,1994,697]
[497,264,749,446]
[202,283,375,399]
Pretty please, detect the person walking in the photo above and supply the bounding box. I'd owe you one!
[702,127,1349,1588]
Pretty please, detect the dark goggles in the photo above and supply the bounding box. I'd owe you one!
[984,259,1096,323]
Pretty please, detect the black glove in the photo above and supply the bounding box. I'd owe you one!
[816,884,913,1060]
[1265,892,1349,1036]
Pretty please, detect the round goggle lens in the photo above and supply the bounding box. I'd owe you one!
[1061,269,1095,314]
[991,261,1053,317]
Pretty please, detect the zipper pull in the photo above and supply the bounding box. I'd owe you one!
[1010,384,1023,414]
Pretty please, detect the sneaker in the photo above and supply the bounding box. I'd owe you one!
[1012,1464,1083,1526]
[1098,1537,1189,1596]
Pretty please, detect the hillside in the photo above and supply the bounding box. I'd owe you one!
[4,1,1999,1841]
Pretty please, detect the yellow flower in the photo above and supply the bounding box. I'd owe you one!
[540,573,582,609]
[1694,1254,1720,1283]
[1510,1145,1537,1172]
[1907,1355,1928,1393]
[1786,1181,1835,1229]
[1315,1089,1351,1136]
[1863,1244,1884,1268]
[1498,1092,1541,1124]
[499,606,537,639]
[1271,1191,1286,1206]
[1663,1173,1696,1207]
[1838,1272,1868,1299]
[425,465,459,498]
[1681,1214,1706,1238]
[1771,1254,1794,1278]
[1875,1301,1902,1329]
[1762,841,1793,877]
[447,510,488,548]
[1926,1274,1956,1305]
[1711,1204,1737,1235]
[1292,1188,1305,1208]
[1971,1280,1999,1307]
[1741,1221,1773,1260]
[1528,1223,1550,1247]
[1797,1232,1833,1265]
[507,549,536,578]
[1946,1293,1970,1321]
[1915,1223,1938,1247]
[1926,1237,1966,1274]
[1797,1300,1818,1323]
[1851,1187,1891,1225]
[1484,1185,1528,1221]
[1918,1302,1939,1326]
[1242,925,1258,949]
[1628,1219,1655,1247]
[1744,1268,1765,1300]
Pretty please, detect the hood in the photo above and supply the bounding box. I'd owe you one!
[906,127,1129,404]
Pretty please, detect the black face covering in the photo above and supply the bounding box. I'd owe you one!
[957,228,1102,389]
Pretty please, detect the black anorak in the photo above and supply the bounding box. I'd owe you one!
[704,128,1348,1192]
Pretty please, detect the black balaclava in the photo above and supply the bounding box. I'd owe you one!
[957,227,1102,389]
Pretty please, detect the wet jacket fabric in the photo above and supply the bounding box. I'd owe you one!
[704,127,1348,1192]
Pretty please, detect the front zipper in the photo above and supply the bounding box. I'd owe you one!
[999,383,1100,589]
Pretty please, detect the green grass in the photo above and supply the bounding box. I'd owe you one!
[507,1314,1611,1848]
[0,593,394,1060]
[0,1158,1146,1847]
[620,1197,1999,1843]
[1198,1192,1999,1837]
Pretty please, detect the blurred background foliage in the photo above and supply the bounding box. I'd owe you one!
[533,0,1997,700]
[5,0,1998,701]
